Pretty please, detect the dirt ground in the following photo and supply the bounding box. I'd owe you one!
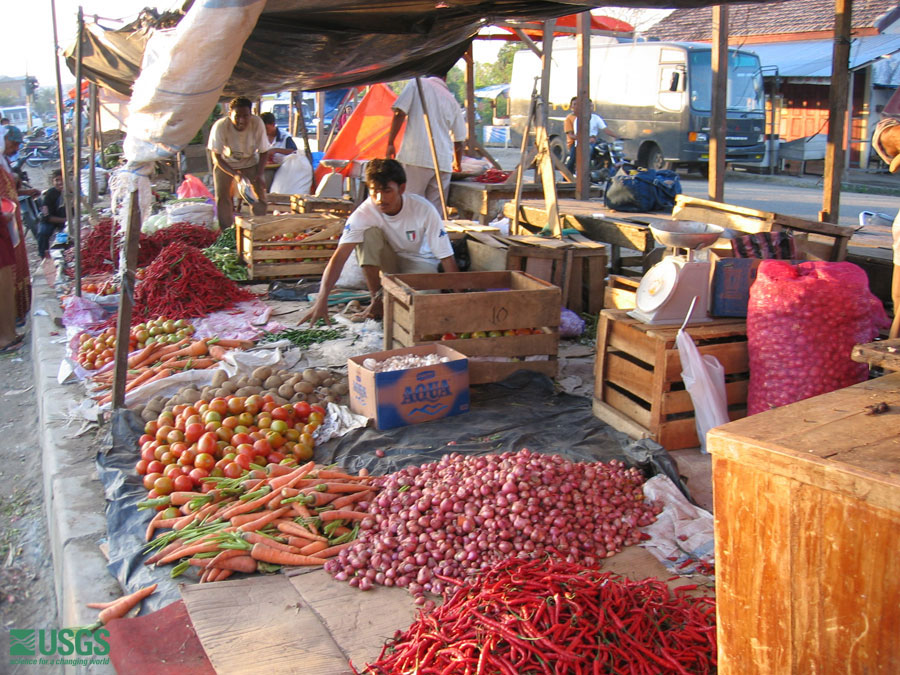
[0,228,60,672]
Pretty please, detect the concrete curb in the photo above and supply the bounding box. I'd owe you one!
[721,169,900,197]
[32,272,117,675]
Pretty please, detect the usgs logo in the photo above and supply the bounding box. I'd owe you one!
[9,628,110,657]
[402,379,451,404]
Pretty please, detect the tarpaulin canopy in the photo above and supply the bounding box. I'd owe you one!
[68,0,779,100]
[497,12,634,38]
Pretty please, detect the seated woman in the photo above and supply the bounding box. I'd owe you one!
[260,112,297,165]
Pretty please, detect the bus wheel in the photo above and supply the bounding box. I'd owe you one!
[548,136,566,162]
[640,143,670,171]
[696,163,709,178]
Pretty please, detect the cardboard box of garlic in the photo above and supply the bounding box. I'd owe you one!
[348,345,469,430]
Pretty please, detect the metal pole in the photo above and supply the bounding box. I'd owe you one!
[73,6,85,294]
[88,83,98,208]
[414,77,448,220]
[50,0,77,293]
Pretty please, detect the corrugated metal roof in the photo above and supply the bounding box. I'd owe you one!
[747,34,900,83]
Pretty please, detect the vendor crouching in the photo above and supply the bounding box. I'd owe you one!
[298,159,458,324]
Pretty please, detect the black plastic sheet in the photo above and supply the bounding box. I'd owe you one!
[97,371,686,609]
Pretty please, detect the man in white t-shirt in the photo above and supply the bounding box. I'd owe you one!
[298,159,458,324]
[566,98,616,174]
[386,73,466,213]
[207,97,270,228]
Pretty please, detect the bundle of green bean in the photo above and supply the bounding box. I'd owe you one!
[259,326,347,348]
[203,227,247,280]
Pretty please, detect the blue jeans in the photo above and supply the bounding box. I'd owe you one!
[566,143,596,174]
[37,221,62,259]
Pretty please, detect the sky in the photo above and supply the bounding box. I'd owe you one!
[2,2,669,90]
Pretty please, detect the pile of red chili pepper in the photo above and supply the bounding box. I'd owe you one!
[132,241,255,322]
[148,222,220,251]
[473,168,511,184]
[358,557,717,675]
[65,218,160,275]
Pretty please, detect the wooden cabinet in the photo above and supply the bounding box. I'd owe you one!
[707,374,900,674]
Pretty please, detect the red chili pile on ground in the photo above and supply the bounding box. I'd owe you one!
[473,168,511,183]
[65,218,160,275]
[148,223,220,251]
[358,557,717,675]
[132,242,255,322]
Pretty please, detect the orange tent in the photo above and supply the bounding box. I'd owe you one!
[499,13,633,38]
[313,83,405,187]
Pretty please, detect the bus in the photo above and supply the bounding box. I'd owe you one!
[509,41,766,175]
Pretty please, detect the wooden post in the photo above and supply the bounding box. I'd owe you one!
[51,0,76,292]
[72,6,85,294]
[111,192,143,409]
[820,0,852,223]
[575,11,591,200]
[87,83,98,208]
[414,77,448,219]
[464,49,478,156]
[289,91,296,137]
[538,20,561,236]
[316,92,326,149]
[512,93,537,236]
[709,5,728,202]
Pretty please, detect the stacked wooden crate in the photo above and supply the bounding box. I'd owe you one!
[234,213,343,280]
[290,195,355,217]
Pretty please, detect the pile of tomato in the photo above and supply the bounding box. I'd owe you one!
[131,317,196,350]
[83,280,118,296]
[135,395,326,499]
[76,329,119,370]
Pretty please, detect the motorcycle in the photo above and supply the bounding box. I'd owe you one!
[589,140,627,184]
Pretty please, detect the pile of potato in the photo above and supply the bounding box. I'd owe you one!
[134,365,349,422]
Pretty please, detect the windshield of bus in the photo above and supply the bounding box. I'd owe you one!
[688,51,764,113]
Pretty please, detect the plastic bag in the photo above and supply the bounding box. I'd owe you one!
[559,308,585,338]
[165,200,216,229]
[675,298,729,452]
[271,152,313,196]
[747,260,888,414]
[177,173,214,200]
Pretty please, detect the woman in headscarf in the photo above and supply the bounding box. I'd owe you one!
[0,125,34,325]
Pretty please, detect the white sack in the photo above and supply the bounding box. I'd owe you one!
[270,152,313,195]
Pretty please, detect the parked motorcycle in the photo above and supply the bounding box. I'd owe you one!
[590,140,627,184]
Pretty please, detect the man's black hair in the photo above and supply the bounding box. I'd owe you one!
[52,169,62,179]
[229,97,253,111]
[260,112,276,125]
[365,158,406,187]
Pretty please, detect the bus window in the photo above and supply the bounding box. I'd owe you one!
[688,51,764,113]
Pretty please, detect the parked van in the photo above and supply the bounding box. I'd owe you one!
[0,106,42,132]
[509,40,766,174]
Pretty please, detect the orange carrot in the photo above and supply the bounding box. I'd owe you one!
[241,532,304,554]
[298,540,328,556]
[157,540,221,565]
[207,345,229,360]
[229,512,270,528]
[316,541,354,559]
[266,464,295,478]
[276,521,328,542]
[145,539,184,565]
[96,583,158,624]
[124,368,160,393]
[168,491,200,506]
[210,568,234,582]
[127,343,159,369]
[213,556,257,573]
[209,339,255,349]
[236,506,290,532]
[319,509,368,522]
[204,548,244,570]
[315,470,372,481]
[133,368,174,391]
[330,490,375,511]
[268,461,317,491]
[158,340,208,361]
[249,543,326,566]
[161,357,217,371]
[318,482,374,494]
[290,502,318,533]
[298,491,339,507]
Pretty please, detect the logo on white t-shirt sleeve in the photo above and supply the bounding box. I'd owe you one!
[406,231,417,242]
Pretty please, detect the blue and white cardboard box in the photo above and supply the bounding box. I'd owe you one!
[348,344,470,430]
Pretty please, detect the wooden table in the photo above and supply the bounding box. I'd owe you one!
[448,181,601,225]
[502,198,675,273]
[707,374,900,674]
[852,338,900,371]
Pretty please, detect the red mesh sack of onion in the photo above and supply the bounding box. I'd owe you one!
[747,260,887,414]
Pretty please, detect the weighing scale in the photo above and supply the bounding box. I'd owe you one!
[316,159,350,198]
[628,220,725,325]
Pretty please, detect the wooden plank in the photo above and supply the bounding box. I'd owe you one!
[662,341,749,381]
[662,379,749,416]
[522,256,556,283]
[605,315,657,365]
[605,352,653,403]
[584,256,607,314]
[675,194,776,220]
[593,310,612,403]
[288,569,419,672]
[592,398,652,438]
[851,339,900,371]
[604,275,639,310]
[567,249,583,312]
[181,575,349,674]
[429,332,558,358]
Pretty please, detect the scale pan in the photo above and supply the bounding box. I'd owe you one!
[650,220,724,249]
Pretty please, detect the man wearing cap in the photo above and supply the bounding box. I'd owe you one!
[871,117,900,338]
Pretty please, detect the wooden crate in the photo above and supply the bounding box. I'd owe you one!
[381,271,561,385]
[234,213,343,280]
[603,274,640,310]
[466,232,608,315]
[707,374,900,674]
[290,195,355,216]
[592,309,748,450]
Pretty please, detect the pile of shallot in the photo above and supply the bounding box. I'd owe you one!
[324,449,660,606]
[362,353,453,373]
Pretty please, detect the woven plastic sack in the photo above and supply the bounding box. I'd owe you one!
[747,260,888,414]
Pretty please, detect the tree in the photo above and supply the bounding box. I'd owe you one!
[32,87,56,118]
[477,42,525,88]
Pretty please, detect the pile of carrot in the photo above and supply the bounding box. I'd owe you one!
[142,461,377,583]
[90,337,254,405]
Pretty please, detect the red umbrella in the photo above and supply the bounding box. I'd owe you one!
[498,13,633,39]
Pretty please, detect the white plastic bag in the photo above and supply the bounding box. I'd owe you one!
[676,298,729,452]
[271,152,313,195]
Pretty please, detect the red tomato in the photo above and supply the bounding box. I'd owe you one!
[189,467,209,485]
[253,438,272,456]
[146,460,165,475]
[153,476,174,495]
[184,423,205,444]
[231,432,252,447]
[441,332,458,340]
[140,445,156,462]
[194,452,215,471]
[178,449,196,466]
[197,432,218,456]
[292,402,311,420]
[266,431,285,449]
[236,443,255,457]
[244,395,262,415]
[172,474,194,492]
[222,416,240,430]
[223,462,243,479]
[208,398,229,416]
[158,451,176,466]
[261,402,277,414]
[155,425,174,444]
[234,454,252,471]
[169,441,188,457]
[138,434,154,445]
[135,459,149,475]
[267,451,285,464]
[216,426,234,443]
[163,463,182,478]
[226,397,246,415]
[271,406,290,422]
[143,473,161,490]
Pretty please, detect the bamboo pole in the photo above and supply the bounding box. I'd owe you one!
[50,0,77,293]
[414,77,448,219]
[111,191,142,409]
[72,6,85,293]
[820,0,852,223]
[709,5,728,202]
[87,83,98,208]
